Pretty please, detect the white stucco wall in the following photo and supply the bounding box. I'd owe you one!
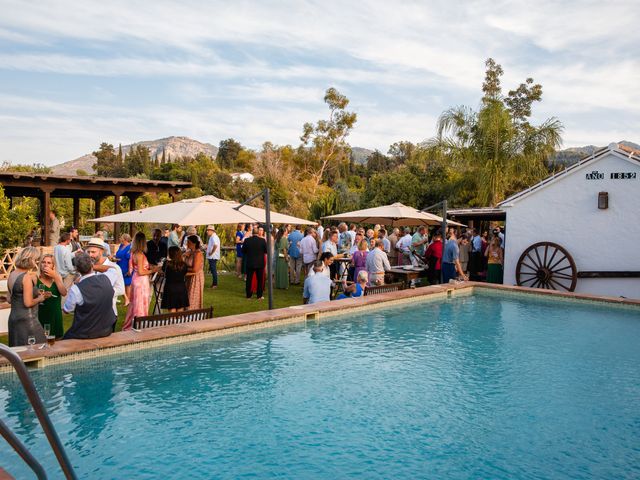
[502,150,640,299]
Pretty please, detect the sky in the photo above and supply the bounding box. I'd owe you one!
[1,0,639,166]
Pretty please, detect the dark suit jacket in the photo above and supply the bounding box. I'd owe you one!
[242,235,267,269]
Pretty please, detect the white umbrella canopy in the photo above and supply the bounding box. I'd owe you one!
[322,202,465,227]
[235,203,316,226]
[90,195,314,226]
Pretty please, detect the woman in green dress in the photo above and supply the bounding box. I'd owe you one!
[37,253,68,338]
[275,228,289,289]
[484,236,504,284]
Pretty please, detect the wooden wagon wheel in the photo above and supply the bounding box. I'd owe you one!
[515,242,578,291]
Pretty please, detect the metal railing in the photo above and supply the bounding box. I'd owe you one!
[0,344,77,480]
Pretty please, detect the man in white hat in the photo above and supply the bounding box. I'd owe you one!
[84,237,125,323]
[205,225,220,289]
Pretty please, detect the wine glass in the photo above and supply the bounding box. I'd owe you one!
[27,336,36,350]
[43,324,51,348]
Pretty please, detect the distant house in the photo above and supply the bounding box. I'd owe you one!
[499,142,640,299]
[230,172,254,183]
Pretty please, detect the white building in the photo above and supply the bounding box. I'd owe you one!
[230,172,254,183]
[500,143,640,299]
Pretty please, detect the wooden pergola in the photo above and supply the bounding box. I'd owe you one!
[0,172,192,245]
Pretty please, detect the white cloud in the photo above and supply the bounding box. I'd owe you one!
[0,0,638,163]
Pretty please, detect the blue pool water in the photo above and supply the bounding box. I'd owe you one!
[1,292,640,479]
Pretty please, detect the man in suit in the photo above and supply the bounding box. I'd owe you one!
[242,227,268,299]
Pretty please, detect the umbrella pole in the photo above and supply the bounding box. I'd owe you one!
[441,199,447,285]
[265,189,273,310]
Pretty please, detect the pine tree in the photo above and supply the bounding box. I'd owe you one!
[161,148,166,164]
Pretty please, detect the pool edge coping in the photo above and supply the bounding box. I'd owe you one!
[2,282,638,371]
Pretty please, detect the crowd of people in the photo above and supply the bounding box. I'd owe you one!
[6,219,505,346]
[6,224,221,347]
[233,221,505,305]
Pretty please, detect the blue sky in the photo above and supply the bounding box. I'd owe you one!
[1,0,639,166]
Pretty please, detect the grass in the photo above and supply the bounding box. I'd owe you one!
[1,272,305,345]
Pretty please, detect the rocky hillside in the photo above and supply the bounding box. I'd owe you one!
[51,136,219,176]
[350,147,374,165]
[552,140,640,166]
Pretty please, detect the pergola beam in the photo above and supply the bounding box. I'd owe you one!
[0,173,191,245]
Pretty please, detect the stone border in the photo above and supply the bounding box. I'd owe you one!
[2,282,638,372]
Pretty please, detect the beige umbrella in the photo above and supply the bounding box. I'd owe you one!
[90,195,314,226]
[234,203,315,226]
[323,202,465,227]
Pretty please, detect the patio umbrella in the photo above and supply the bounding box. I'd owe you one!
[90,195,314,226]
[322,202,465,227]
[234,203,315,226]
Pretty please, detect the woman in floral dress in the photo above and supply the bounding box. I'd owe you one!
[123,232,158,330]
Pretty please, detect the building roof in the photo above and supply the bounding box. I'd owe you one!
[498,143,640,207]
[0,171,191,198]
[447,207,505,216]
[0,171,191,187]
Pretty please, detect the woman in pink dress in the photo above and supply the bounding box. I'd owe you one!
[351,239,369,282]
[123,232,159,330]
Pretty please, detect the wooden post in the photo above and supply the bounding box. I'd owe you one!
[128,194,139,237]
[113,194,121,241]
[41,188,53,246]
[94,197,102,234]
[72,197,80,229]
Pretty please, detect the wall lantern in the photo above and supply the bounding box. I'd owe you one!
[598,191,608,210]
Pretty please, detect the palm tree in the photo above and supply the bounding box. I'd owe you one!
[427,60,563,206]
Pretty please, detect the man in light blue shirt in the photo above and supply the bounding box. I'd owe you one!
[288,225,304,285]
[54,232,76,301]
[168,224,182,249]
[303,260,333,304]
[442,231,468,284]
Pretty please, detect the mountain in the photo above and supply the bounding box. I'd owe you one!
[51,136,219,176]
[350,147,374,165]
[552,140,640,166]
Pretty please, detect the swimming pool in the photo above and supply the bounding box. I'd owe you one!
[1,291,639,479]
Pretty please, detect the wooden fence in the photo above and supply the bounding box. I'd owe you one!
[0,247,57,280]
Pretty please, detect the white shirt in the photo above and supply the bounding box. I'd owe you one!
[396,234,413,254]
[300,235,319,264]
[303,274,332,304]
[54,244,75,277]
[101,259,125,317]
[306,264,331,278]
[207,233,220,260]
[322,240,337,256]
[366,248,392,274]
[347,230,356,245]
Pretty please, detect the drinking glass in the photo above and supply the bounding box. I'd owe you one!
[43,324,51,348]
[27,336,36,350]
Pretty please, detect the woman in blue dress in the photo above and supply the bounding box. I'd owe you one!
[235,223,245,278]
[113,233,132,305]
[336,270,368,300]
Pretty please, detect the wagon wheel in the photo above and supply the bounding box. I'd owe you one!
[515,242,578,291]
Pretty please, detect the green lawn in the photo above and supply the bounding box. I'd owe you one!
[1,272,305,345]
